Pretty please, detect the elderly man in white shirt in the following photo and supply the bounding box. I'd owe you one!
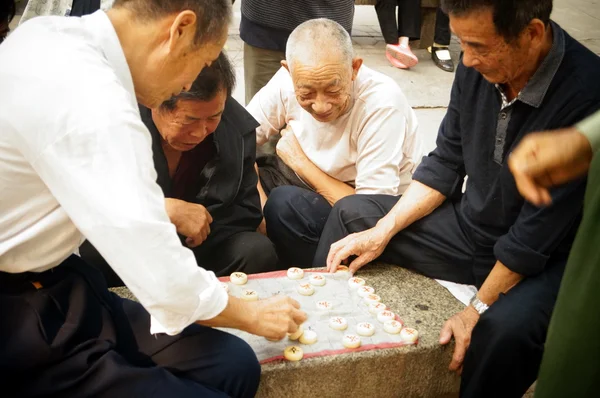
[0,1,305,396]
[247,18,423,267]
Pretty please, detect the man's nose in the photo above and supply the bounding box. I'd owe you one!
[190,121,207,138]
[461,48,479,68]
[312,96,333,114]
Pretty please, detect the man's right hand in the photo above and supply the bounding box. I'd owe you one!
[326,222,393,274]
[508,127,592,206]
[165,198,213,248]
[244,295,307,340]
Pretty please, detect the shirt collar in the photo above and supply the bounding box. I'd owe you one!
[495,20,565,109]
[83,10,137,105]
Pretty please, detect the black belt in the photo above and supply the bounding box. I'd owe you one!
[0,257,77,293]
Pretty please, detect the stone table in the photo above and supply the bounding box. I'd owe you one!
[113,263,465,397]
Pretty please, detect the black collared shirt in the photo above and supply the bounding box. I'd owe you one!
[413,22,600,277]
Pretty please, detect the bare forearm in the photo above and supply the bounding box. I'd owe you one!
[164,197,179,221]
[196,296,254,331]
[477,261,524,305]
[295,158,355,205]
[376,180,446,236]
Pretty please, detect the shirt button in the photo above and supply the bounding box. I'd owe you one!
[500,112,507,120]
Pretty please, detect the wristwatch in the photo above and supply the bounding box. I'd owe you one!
[469,295,489,315]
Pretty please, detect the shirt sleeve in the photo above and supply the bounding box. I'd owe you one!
[246,67,288,146]
[412,65,466,196]
[28,96,228,336]
[576,109,600,153]
[494,177,586,276]
[354,107,417,195]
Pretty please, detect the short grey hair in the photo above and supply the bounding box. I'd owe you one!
[113,0,231,46]
[285,18,354,70]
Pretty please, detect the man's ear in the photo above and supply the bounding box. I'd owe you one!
[526,18,547,50]
[351,57,363,80]
[168,10,197,53]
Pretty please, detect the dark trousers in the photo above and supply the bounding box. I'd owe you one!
[314,195,567,398]
[375,0,421,43]
[434,7,451,46]
[192,230,280,276]
[263,186,332,267]
[81,230,279,287]
[0,255,260,398]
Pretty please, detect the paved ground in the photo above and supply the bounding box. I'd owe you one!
[9,0,600,151]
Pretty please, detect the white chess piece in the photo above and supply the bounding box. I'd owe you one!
[342,334,361,348]
[299,329,318,345]
[377,310,396,323]
[297,283,315,296]
[383,320,403,334]
[400,328,419,343]
[230,272,248,285]
[329,316,348,331]
[284,346,304,361]
[287,267,304,280]
[356,322,375,337]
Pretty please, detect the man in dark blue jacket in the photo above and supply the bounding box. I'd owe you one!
[315,0,600,397]
[82,52,280,280]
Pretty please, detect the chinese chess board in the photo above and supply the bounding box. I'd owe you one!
[218,269,418,364]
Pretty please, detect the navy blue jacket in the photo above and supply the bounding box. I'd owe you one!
[413,22,600,278]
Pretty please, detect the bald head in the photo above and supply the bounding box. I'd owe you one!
[281,19,362,124]
[285,18,354,71]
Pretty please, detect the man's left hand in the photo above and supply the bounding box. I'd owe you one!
[276,127,307,171]
[439,306,481,373]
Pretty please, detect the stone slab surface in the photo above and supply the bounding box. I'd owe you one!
[113,264,466,398]
[257,264,465,398]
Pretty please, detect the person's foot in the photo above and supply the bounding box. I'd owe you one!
[430,46,455,72]
[385,51,408,69]
[386,43,418,68]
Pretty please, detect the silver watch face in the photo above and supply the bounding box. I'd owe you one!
[471,298,489,314]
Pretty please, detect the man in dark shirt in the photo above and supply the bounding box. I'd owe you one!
[314,1,600,397]
[82,52,280,280]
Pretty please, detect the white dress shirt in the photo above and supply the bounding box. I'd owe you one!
[0,11,227,336]
[247,65,423,195]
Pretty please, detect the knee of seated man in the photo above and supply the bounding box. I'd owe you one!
[263,186,306,223]
[472,299,542,351]
[330,195,372,224]
[221,335,261,390]
[236,233,279,272]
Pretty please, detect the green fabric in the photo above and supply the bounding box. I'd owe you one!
[576,110,600,153]
[535,153,600,397]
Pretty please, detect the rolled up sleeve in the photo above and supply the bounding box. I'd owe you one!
[494,177,587,276]
[412,66,466,197]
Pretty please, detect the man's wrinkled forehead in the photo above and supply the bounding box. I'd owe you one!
[449,7,500,43]
[290,61,351,89]
[296,77,342,91]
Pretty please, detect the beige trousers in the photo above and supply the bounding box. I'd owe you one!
[243,43,285,105]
